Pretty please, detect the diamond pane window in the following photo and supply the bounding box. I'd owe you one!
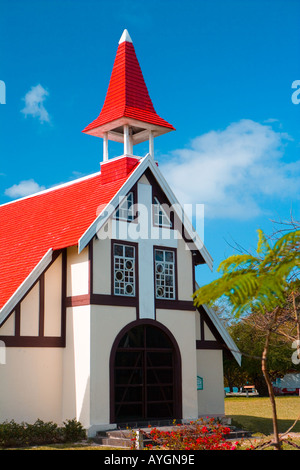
[155,249,175,300]
[116,192,134,221]
[153,197,171,227]
[114,243,136,296]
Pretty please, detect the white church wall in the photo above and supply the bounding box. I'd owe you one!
[196,349,225,417]
[89,305,136,432]
[156,308,199,421]
[0,347,63,424]
[67,245,89,296]
[20,282,39,336]
[62,304,91,429]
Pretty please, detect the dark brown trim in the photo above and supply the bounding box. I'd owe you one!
[196,339,223,350]
[155,299,195,311]
[15,304,20,337]
[200,312,205,340]
[60,249,67,346]
[196,305,229,354]
[111,239,139,319]
[65,293,138,308]
[153,245,179,315]
[109,319,182,424]
[198,305,225,345]
[65,294,194,311]
[0,336,65,347]
[88,239,94,295]
[192,251,197,293]
[0,249,66,348]
[39,273,45,337]
[66,294,90,307]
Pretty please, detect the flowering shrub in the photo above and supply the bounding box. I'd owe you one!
[137,418,240,450]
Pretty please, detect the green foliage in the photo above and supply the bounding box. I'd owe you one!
[223,319,299,394]
[0,418,86,448]
[193,229,300,317]
[62,418,86,442]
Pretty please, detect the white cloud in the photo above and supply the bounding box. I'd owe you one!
[160,119,299,220]
[5,179,46,198]
[21,84,50,123]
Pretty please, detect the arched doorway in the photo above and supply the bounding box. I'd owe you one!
[110,320,182,423]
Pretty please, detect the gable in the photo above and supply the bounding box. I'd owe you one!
[78,153,213,270]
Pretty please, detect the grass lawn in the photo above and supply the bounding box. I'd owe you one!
[225,395,300,436]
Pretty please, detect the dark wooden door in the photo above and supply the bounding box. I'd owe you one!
[113,324,178,422]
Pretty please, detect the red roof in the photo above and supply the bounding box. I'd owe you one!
[0,157,140,310]
[82,36,174,133]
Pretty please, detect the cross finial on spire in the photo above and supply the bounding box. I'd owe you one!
[119,29,133,44]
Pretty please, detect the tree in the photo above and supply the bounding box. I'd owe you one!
[193,229,300,450]
[225,314,300,396]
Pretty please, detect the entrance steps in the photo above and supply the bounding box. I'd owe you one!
[93,421,252,448]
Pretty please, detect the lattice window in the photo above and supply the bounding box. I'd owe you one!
[115,192,134,221]
[113,243,135,296]
[153,197,171,227]
[154,249,175,299]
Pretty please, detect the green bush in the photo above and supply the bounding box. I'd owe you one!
[62,419,86,442]
[0,418,86,448]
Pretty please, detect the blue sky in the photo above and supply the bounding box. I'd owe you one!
[0,0,300,286]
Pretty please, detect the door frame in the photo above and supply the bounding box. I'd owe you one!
[109,319,182,423]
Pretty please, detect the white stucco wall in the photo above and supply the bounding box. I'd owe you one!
[20,282,39,336]
[67,246,89,296]
[0,347,63,424]
[0,255,65,425]
[196,349,225,417]
[156,309,198,421]
[62,305,91,428]
[90,305,136,432]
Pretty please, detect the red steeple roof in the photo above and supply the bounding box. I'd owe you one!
[82,30,175,135]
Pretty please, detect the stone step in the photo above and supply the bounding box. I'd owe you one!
[94,429,134,448]
[94,425,252,448]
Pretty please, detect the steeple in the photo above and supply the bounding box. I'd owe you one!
[82,30,175,161]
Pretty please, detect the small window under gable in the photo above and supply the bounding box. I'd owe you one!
[115,192,134,222]
[153,197,172,227]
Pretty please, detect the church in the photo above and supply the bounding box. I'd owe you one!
[0,30,240,436]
